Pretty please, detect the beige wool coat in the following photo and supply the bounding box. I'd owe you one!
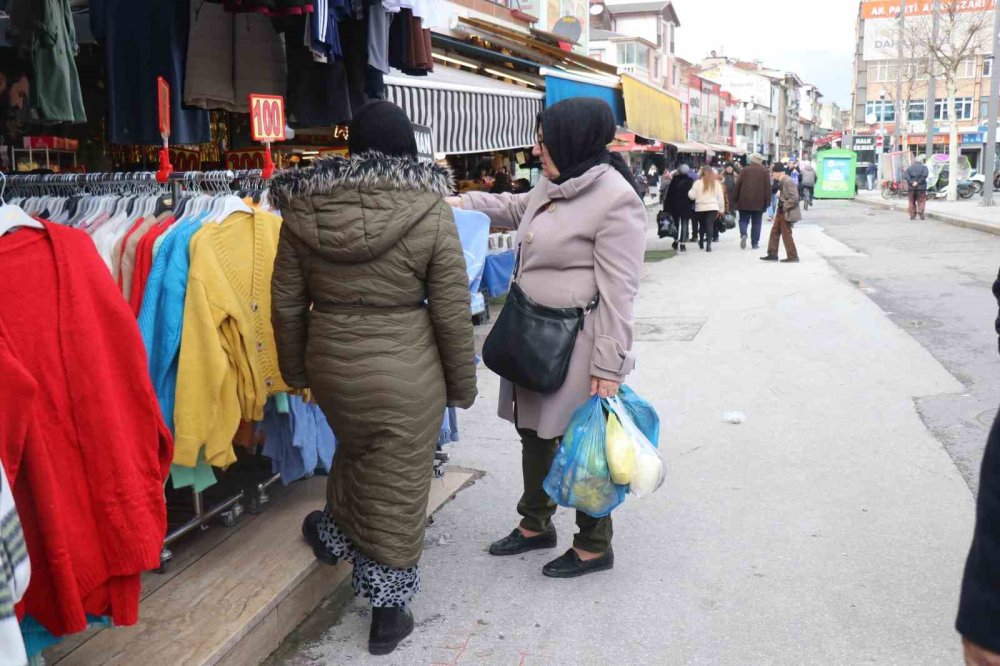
[462,164,647,440]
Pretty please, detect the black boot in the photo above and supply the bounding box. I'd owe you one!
[369,606,415,656]
[301,511,339,566]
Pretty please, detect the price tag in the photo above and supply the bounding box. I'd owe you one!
[249,94,286,143]
[157,77,171,138]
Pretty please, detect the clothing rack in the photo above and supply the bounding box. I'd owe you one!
[7,169,284,570]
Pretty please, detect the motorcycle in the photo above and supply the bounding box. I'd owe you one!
[970,170,985,195]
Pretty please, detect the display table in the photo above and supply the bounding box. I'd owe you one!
[483,250,515,298]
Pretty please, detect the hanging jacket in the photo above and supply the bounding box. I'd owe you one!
[270,153,477,569]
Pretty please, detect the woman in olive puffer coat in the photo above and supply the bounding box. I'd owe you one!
[270,102,477,656]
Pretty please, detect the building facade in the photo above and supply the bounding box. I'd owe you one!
[849,0,996,168]
[588,0,681,94]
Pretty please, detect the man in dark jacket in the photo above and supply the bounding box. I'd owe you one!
[905,155,929,220]
[733,155,771,250]
[956,270,1000,666]
[664,164,695,251]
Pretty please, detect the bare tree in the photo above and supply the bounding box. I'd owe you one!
[910,4,992,200]
[896,32,932,153]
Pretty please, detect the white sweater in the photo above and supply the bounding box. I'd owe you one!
[687,179,726,212]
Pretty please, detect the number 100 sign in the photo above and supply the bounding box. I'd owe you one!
[249,94,286,143]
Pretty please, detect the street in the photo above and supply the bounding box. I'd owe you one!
[274,201,988,665]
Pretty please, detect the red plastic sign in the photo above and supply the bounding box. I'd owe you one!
[249,94,286,143]
[157,77,171,138]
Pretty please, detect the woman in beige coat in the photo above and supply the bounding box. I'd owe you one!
[448,98,647,578]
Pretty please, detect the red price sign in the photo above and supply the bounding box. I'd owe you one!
[249,94,286,143]
[157,77,171,138]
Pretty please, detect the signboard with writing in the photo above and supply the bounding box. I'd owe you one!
[249,94,287,143]
[862,0,995,19]
[413,123,434,162]
[852,135,876,152]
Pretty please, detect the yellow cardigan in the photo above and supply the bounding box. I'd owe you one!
[173,209,291,468]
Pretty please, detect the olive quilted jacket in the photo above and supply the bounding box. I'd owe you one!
[270,153,477,568]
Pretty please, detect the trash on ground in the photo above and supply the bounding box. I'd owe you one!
[722,411,746,424]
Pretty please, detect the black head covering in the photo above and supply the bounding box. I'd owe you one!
[348,101,418,158]
[537,98,641,195]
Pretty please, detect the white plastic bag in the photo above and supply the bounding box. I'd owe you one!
[606,396,665,499]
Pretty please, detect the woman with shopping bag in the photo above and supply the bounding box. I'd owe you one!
[447,97,646,578]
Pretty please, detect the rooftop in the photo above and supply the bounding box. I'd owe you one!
[605,0,681,23]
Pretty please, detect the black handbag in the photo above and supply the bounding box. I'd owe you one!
[656,210,678,239]
[714,216,727,234]
[482,277,599,394]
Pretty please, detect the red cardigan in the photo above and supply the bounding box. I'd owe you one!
[0,223,173,636]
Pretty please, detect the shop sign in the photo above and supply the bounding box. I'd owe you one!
[862,0,995,20]
[852,135,876,151]
[413,123,434,162]
[249,94,287,143]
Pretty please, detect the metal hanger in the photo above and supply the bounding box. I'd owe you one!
[0,172,43,235]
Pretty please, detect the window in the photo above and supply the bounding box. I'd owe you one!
[871,61,898,83]
[982,96,991,120]
[960,58,977,79]
[985,58,994,78]
[669,23,675,54]
[865,99,895,122]
[672,63,678,86]
[934,97,974,120]
[589,50,603,62]
[908,99,926,121]
[617,42,649,70]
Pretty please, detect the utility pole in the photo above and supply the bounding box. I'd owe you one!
[894,0,906,160]
[983,0,1000,206]
[925,0,940,159]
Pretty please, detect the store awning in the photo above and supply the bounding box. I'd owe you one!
[666,141,708,154]
[542,69,625,126]
[610,130,663,153]
[386,68,544,155]
[701,142,745,155]
[620,74,685,143]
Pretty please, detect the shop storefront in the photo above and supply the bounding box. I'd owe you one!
[0,1,513,664]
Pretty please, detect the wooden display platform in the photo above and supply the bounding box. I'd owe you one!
[47,467,478,666]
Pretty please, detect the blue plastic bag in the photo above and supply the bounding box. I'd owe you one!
[618,386,660,447]
[543,396,627,517]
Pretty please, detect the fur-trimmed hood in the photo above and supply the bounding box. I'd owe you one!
[271,152,455,263]
[270,152,454,209]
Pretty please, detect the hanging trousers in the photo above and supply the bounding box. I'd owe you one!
[516,428,613,554]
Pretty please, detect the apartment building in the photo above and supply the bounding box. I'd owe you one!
[587,0,682,94]
[850,0,995,167]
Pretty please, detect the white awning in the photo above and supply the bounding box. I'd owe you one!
[386,68,544,155]
[666,141,708,154]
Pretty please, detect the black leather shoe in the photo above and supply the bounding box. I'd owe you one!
[302,511,339,566]
[369,606,414,656]
[760,255,779,262]
[780,257,800,263]
[542,548,614,578]
[488,527,557,556]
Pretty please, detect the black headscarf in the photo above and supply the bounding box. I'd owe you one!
[537,98,641,196]
[348,101,418,158]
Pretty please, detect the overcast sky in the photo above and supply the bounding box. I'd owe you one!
[671,0,859,107]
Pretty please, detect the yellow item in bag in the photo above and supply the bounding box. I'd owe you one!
[605,412,637,485]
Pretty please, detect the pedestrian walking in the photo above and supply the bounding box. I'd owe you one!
[733,153,771,250]
[799,159,817,210]
[451,97,646,578]
[956,269,1000,666]
[688,165,725,252]
[760,163,800,263]
[867,162,877,190]
[647,164,660,201]
[905,155,929,220]
[664,164,696,251]
[271,101,478,656]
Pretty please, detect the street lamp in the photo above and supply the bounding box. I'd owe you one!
[878,87,888,185]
